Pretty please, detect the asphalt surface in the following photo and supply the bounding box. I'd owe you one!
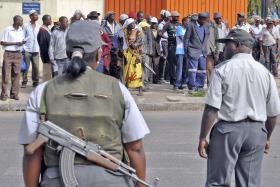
[0,111,279,187]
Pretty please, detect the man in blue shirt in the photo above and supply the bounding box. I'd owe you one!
[174,16,189,90]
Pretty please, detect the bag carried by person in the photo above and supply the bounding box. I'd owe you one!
[21,50,27,72]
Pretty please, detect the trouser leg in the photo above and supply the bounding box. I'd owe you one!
[187,57,198,90]
[252,41,261,61]
[142,54,151,85]
[206,122,243,187]
[31,53,39,85]
[1,52,11,98]
[270,45,277,76]
[22,51,31,85]
[167,46,176,85]
[175,54,183,88]
[56,59,68,76]
[43,62,52,82]
[10,52,21,97]
[234,124,267,187]
[159,41,168,81]
[152,56,160,83]
[196,56,206,88]
[206,55,215,86]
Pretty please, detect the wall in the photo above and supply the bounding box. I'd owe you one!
[105,0,167,20]
[166,0,249,27]
[105,0,249,27]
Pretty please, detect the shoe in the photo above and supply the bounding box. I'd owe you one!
[21,84,27,88]
[178,86,186,90]
[1,96,7,101]
[32,83,39,87]
[10,95,19,100]
[173,86,179,91]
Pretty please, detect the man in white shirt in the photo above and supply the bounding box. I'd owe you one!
[260,17,280,76]
[250,15,263,61]
[232,13,251,33]
[0,15,25,101]
[198,29,280,187]
[214,12,229,62]
[22,9,40,88]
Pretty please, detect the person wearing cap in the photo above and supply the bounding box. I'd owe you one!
[214,12,229,62]
[260,17,280,76]
[159,10,166,23]
[87,11,101,22]
[157,10,171,83]
[19,20,150,187]
[121,18,145,95]
[198,29,280,187]
[184,12,210,92]
[174,16,189,90]
[137,11,145,24]
[22,9,40,88]
[161,11,181,85]
[101,11,122,79]
[250,15,263,61]
[150,17,161,83]
[0,15,25,101]
[232,13,251,33]
[49,16,69,76]
[51,17,60,32]
[37,15,53,82]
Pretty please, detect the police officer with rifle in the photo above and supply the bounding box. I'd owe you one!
[18,21,152,187]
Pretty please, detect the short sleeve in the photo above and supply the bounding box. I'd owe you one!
[118,82,150,143]
[1,28,9,42]
[176,26,184,36]
[205,69,223,109]
[18,82,47,145]
[266,74,280,117]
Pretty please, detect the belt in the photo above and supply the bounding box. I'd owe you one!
[5,50,20,53]
[222,118,260,123]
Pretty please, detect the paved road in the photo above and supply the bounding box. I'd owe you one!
[0,111,279,187]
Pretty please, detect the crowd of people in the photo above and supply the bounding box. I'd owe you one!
[1,9,280,100]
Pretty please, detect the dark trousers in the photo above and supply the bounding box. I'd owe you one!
[206,121,267,187]
[159,40,168,81]
[1,51,21,98]
[152,55,160,84]
[167,45,177,85]
[263,44,277,75]
[110,50,121,79]
[22,51,39,85]
[252,40,261,61]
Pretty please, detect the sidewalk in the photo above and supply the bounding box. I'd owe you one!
[0,72,279,111]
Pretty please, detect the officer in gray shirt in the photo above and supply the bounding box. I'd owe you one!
[198,29,280,187]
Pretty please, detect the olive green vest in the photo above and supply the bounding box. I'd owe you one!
[40,69,125,167]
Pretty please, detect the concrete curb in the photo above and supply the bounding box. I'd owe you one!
[0,101,27,111]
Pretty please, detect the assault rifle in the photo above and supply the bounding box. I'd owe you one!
[26,121,159,187]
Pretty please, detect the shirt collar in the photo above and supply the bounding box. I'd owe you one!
[11,26,23,31]
[231,53,253,60]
